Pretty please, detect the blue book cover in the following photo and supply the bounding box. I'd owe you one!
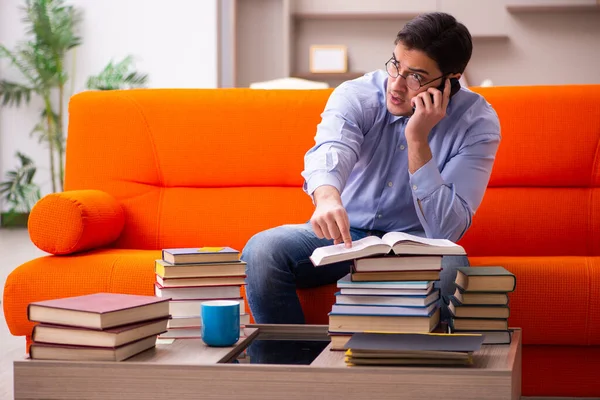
[329,305,439,318]
[330,303,438,317]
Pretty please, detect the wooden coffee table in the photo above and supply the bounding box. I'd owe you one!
[14,325,521,400]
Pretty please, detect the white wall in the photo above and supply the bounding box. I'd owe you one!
[0,0,218,210]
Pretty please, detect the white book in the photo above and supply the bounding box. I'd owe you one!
[340,287,433,296]
[169,298,245,317]
[154,284,241,300]
[353,255,443,272]
[310,232,465,266]
[167,313,251,329]
[335,290,440,307]
[330,302,438,317]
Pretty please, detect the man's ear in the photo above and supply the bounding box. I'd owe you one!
[449,73,461,80]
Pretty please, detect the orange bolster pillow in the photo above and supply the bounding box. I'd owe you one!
[28,190,125,255]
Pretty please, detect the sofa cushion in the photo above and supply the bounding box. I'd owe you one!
[28,190,125,255]
[459,85,600,257]
[459,187,600,257]
[63,89,328,250]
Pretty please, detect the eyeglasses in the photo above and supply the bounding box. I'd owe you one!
[385,54,446,91]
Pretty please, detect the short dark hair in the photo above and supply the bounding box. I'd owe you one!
[395,12,472,75]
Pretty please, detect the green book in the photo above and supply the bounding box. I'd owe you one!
[455,267,516,293]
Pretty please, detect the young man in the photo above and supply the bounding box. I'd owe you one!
[241,12,501,325]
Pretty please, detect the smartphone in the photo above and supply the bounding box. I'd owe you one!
[439,77,461,99]
[412,77,461,113]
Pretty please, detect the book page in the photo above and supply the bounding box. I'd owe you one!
[382,232,459,248]
[310,236,389,266]
[313,236,386,257]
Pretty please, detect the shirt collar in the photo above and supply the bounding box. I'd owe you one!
[388,114,406,125]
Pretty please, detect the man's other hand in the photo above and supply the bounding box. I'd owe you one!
[406,77,451,144]
[311,186,352,248]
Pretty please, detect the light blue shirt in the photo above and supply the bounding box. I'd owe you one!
[301,70,501,242]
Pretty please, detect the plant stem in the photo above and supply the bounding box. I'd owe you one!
[69,48,77,98]
[58,83,65,191]
[43,95,57,193]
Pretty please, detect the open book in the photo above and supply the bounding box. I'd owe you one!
[310,232,465,266]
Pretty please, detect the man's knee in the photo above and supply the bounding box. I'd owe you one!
[438,255,470,293]
[243,226,290,262]
[442,255,470,268]
[241,224,309,277]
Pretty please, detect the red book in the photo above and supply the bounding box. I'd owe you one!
[28,293,171,330]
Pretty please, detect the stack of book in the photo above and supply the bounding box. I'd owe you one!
[154,246,250,339]
[448,266,516,344]
[343,331,484,366]
[309,232,466,350]
[28,293,170,361]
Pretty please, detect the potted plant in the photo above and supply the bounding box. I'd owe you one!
[0,0,148,195]
[0,152,41,228]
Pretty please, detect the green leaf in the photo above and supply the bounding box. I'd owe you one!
[0,152,40,212]
[86,55,149,90]
[0,44,38,86]
[0,80,34,106]
[24,0,82,57]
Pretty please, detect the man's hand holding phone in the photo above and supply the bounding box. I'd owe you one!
[406,77,452,144]
[311,186,352,248]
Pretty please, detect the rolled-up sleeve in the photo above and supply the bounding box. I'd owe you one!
[302,86,366,198]
[409,130,501,242]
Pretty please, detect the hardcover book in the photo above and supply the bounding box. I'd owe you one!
[337,273,433,290]
[343,332,483,366]
[30,335,158,362]
[155,259,246,278]
[455,267,516,293]
[310,232,465,266]
[32,317,169,348]
[27,293,171,330]
[343,331,484,353]
[162,247,240,264]
[448,296,510,319]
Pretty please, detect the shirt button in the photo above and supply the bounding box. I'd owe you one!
[387,181,393,187]
[377,214,383,219]
[400,144,405,150]
[412,185,418,190]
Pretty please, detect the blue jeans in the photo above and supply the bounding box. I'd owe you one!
[241,223,469,324]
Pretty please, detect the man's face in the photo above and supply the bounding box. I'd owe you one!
[386,43,445,117]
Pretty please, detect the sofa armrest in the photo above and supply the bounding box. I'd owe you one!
[28,190,125,255]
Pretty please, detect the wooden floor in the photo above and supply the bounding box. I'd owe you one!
[0,228,597,400]
[0,228,47,400]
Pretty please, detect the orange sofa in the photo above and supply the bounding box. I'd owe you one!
[4,85,600,397]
